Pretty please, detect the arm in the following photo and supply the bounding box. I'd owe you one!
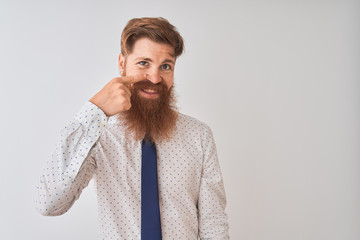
[35,101,108,216]
[35,74,145,216]
[198,126,230,239]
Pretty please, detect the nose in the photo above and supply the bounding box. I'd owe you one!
[146,69,162,84]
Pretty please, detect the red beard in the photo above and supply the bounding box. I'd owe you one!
[118,80,178,143]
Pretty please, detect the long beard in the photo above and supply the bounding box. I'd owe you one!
[118,80,178,143]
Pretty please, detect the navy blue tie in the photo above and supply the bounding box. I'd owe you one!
[141,138,162,239]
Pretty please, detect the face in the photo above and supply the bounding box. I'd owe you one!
[118,38,176,99]
[117,37,178,142]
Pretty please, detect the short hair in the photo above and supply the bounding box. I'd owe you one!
[121,17,184,58]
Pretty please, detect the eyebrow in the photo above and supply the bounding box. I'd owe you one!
[134,57,175,65]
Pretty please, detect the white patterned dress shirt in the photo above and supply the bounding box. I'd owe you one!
[35,101,229,239]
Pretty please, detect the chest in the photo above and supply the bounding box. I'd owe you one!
[94,130,204,195]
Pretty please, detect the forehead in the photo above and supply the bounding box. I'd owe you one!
[129,38,175,60]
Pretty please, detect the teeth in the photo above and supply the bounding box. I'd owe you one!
[143,89,156,93]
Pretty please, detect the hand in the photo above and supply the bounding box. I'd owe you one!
[89,74,146,116]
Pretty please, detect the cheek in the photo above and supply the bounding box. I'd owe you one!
[125,64,145,75]
[164,77,174,89]
[134,66,147,72]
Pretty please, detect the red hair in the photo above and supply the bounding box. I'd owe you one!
[121,17,184,58]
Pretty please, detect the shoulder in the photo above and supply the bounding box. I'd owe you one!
[174,113,217,151]
[176,112,213,135]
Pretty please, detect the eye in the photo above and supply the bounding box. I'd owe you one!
[161,64,172,70]
[137,61,148,66]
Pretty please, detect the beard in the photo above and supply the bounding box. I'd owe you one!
[117,78,178,143]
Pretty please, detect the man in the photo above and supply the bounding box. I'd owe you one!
[35,17,229,239]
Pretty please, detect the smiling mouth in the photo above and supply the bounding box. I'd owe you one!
[142,89,158,94]
[139,88,160,98]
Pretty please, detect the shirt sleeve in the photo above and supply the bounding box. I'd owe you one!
[198,126,230,239]
[35,101,108,216]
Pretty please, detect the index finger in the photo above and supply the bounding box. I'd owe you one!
[117,74,147,85]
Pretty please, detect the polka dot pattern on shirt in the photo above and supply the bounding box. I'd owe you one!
[35,101,229,239]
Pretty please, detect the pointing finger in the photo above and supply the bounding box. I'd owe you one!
[117,74,147,85]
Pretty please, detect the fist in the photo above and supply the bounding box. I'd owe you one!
[89,74,146,116]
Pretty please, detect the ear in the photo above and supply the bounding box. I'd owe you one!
[118,53,126,72]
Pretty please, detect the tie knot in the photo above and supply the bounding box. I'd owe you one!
[143,136,154,146]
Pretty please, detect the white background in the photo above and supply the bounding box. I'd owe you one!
[1,0,359,239]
